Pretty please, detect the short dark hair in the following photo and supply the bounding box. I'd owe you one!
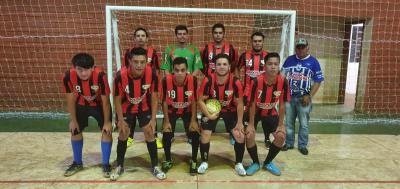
[175,25,188,35]
[134,27,148,37]
[251,31,265,40]
[265,52,280,63]
[212,23,225,33]
[130,47,147,58]
[213,53,231,65]
[72,53,94,69]
[173,57,188,68]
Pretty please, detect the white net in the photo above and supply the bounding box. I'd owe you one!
[0,1,399,125]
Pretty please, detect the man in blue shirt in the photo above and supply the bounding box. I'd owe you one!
[281,38,324,155]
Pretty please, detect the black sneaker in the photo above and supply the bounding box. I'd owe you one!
[299,147,309,155]
[189,160,197,176]
[102,164,112,178]
[281,144,294,151]
[264,139,272,148]
[161,160,173,172]
[64,162,83,177]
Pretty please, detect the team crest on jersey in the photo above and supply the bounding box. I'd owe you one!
[273,91,281,97]
[142,84,151,90]
[147,57,152,63]
[261,59,265,65]
[91,85,99,91]
[125,86,130,93]
[74,86,81,93]
[246,59,253,67]
[185,91,193,96]
[83,95,96,102]
[225,90,233,96]
[208,53,213,60]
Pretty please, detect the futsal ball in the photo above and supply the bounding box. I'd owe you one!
[205,99,221,114]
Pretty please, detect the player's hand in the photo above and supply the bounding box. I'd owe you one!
[189,120,200,133]
[245,124,256,136]
[162,120,172,132]
[117,119,129,135]
[275,124,286,136]
[234,122,245,134]
[302,95,311,106]
[102,121,112,136]
[69,121,80,136]
[149,118,157,132]
[207,112,219,120]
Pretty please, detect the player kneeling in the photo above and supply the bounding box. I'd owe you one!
[197,54,246,176]
[244,52,290,176]
[62,53,113,178]
[160,57,200,175]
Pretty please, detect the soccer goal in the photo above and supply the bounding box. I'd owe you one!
[105,5,296,88]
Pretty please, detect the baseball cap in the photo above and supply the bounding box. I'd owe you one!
[295,38,308,46]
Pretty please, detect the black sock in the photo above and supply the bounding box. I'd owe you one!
[154,122,158,137]
[189,132,200,162]
[116,139,127,166]
[129,127,135,138]
[146,140,158,168]
[234,142,245,163]
[200,142,210,162]
[162,132,173,161]
[264,142,281,165]
[247,145,259,164]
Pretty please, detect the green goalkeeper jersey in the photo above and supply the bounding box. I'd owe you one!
[161,44,203,73]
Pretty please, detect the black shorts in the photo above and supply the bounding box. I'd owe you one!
[254,115,279,136]
[200,111,237,132]
[76,104,105,132]
[167,112,192,134]
[122,111,152,128]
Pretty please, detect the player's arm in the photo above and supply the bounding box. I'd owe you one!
[100,73,112,135]
[63,71,80,135]
[234,79,244,129]
[113,73,129,135]
[277,78,290,134]
[246,79,257,135]
[160,78,171,132]
[150,71,160,129]
[189,77,199,132]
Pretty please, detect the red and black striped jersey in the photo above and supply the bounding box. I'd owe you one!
[161,74,197,115]
[238,50,268,86]
[123,47,160,70]
[201,42,238,76]
[62,67,110,107]
[113,65,159,114]
[246,74,290,116]
[198,73,243,113]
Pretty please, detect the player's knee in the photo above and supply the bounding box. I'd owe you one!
[162,126,172,133]
[102,133,112,141]
[143,125,155,141]
[200,130,211,143]
[232,130,244,143]
[273,132,285,147]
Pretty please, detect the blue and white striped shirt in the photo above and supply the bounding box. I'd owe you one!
[282,54,324,97]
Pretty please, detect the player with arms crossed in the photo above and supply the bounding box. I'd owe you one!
[112,47,166,180]
[160,57,200,175]
[62,53,112,178]
[197,54,246,176]
[244,52,290,176]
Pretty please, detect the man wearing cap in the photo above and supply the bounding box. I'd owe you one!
[281,38,324,155]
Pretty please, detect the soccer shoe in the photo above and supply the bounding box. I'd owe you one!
[161,160,173,172]
[197,162,208,174]
[230,135,235,145]
[127,137,135,148]
[234,163,246,176]
[155,137,163,149]
[110,165,124,181]
[64,162,83,177]
[281,144,294,151]
[152,166,167,180]
[264,162,281,176]
[299,147,309,155]
[102,164,112,178]
[189,160,197,176]
[246,162,260,176]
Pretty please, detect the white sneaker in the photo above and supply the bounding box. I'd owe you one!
[110,165,124,181]
[235,163,246,176]
[197,162,208,174]
[152,166,166,180]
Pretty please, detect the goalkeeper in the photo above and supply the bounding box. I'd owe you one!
[196,54,246,176]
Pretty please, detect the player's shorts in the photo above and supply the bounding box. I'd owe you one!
[121,111,152,128]
[254,115,279,136]
[166,112,192,134]
[200,111,237,132]
[76,104,107,132]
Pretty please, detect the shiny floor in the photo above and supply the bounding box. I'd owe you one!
[0,132,399,189]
